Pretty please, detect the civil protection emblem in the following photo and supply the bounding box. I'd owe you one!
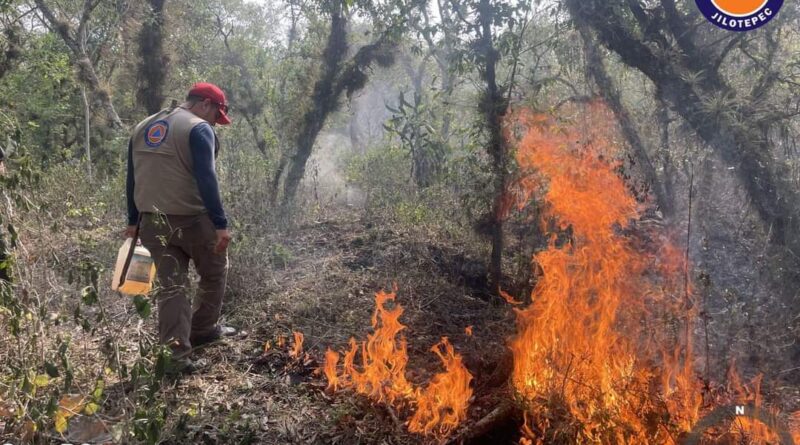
[145,120,169,147]
[695,0,783,31]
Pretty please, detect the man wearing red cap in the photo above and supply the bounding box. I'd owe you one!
[125,82,234,373]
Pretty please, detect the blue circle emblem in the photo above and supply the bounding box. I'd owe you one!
[695,0,783,32]
[145,120,169,147]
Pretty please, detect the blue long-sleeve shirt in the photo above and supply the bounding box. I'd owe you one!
[127,123,228,229]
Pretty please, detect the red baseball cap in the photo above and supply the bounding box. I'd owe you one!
[187,82,231,125]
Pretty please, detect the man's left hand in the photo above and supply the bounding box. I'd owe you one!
[214,229,231,254]
[123,225,137,239]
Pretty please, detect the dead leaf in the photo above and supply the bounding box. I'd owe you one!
[55,395,86,433]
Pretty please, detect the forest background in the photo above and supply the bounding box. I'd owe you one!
[1,0,799,443]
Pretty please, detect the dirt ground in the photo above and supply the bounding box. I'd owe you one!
[170,214,517,444]
[72,212,516,445]
[8,204,798,444]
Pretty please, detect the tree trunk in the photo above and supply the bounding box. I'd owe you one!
[566,0,800,256]
[81,85,92,180]
[279,4,348,211]
[0,25,22,80]
[215,13,270,158]
[0,233,9,284]
[278,4,396,211]
[477,0,509,296]
[136,0,168,114]
[33,0,125,129]
[657,96,675,208]
[578,24,670,215]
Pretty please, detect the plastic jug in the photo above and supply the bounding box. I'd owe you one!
[111,238,156,295]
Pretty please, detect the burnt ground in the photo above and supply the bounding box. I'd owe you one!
[158,214,517,445]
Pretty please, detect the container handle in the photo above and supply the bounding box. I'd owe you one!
[118,213,142,289]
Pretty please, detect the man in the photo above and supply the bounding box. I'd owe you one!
[125,82,235,373]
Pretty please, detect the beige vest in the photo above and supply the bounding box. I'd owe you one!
[131,107,212,216]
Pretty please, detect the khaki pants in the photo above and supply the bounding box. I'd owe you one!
[139,213,228,357]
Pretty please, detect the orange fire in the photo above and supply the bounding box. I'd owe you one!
[507,104,701,443]
[408,337,473,437]
[705,366,800,444]
[339,290,415,404]
[290,331,304,359]
[324,290,472,439]
[321,102,798,443]
[504,103,800,444]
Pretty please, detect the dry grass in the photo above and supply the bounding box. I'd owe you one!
[1,165,515,444]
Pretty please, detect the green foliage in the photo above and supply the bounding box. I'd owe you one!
[269,243,292,269]
[345,144,413,207]
[384,90,446,187]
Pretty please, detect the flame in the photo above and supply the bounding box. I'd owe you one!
[290,331,304,359]
[320,102,800,443]
[713,366,800,444]
[324,290,473,439]
[324,348,340,391]
[507,104,701,443]
[340,290,414,404]
[500,289,524,306]
[408,337,473,437]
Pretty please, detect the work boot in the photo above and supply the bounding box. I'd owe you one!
[166,357,208,377]
[190,325,237,348]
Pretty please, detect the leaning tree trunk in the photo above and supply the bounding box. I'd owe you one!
[578,24,671,216]
[278,4,347,211]
[566,0,800,256]
[34,0,125,129]
[277,3,396,211]
[477,0,509,296]
[136,0,168,114]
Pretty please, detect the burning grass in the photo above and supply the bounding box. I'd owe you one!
[503,105,698,443]
[318,103,800,444]
[504,104,799,444]
[323,289,473,440]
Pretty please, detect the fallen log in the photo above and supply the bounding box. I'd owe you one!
[446,400,517,445]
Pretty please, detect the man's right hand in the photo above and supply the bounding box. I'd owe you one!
[123,225,137,239]
[214,229,231,254]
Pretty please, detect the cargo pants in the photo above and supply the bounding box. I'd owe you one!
[139,213,228,358]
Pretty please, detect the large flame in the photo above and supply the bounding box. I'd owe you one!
[506,104,799,444]
[507,105,700,443]
[321,102,798,443]
[324,290,472,439]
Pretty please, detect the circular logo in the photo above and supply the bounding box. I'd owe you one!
[145,120,169,147]
[696,0,783,31]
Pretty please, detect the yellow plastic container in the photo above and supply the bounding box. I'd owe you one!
[111,238,156,295]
